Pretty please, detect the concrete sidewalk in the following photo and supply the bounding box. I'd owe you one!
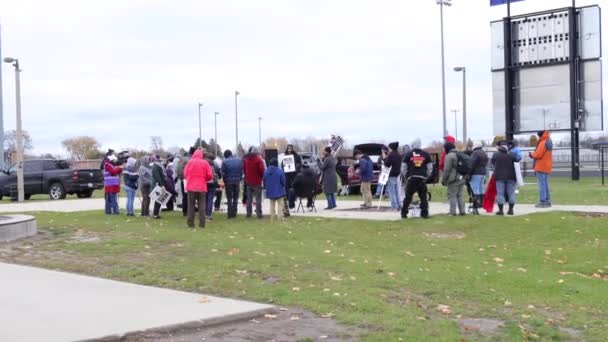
[1,197,607,220]
[0,262,274,342]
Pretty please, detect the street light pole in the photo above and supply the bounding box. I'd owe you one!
[235,91,240,153]
[454,67,467,143]
[4,57,24,202]
[214,112,219,156]
[258,117,262,146]
[451,109,459,142]
[437,0,452,138]
[0,23,5,170]
[198,102,203,148]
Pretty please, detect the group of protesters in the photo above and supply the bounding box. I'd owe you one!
[102,142,341,228]
[102,129,554,224]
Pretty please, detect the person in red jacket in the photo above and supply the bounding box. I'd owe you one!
[103,154,123,215]
[243,146,266,218]
[184,149,213,228]
[439,135,456,172]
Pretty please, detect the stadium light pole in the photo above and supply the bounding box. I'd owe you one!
[454,66,467,143]
[197,102,203,148]
[451,109,460,142]
[214,111,219,156]
[235,91,240,153]
[437,0,452,138]
[4,57,24,202]
[258,117,262,147]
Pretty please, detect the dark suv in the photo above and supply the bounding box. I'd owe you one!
[0,159,104,200]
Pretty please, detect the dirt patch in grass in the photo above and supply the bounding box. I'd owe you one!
[67,229,103,243]
[423,231,466,240]
[120,307,362,342]
[458,318,505,336]
[573,212,608,218]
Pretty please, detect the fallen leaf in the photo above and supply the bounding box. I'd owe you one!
[323,288,331,292]
[235,269,248,275]
[416,316,427,321]
[330,275,342,281]
[405,251,415,257]
[437,304,451,315]
[388,272,396,277]
[545,250,552,256]
[324,250,332,254]
[292,287,301,292]
[528,305,535,309]
[521,314,531,319]
[504,300,513,307]
[290,315,301,320]
[557,259,567,264]
[493,257,504,263]
[264,314,277,319]
[321,312,335,318]
[198,296,211,303]
[558,279,564,284]
[279,307,289,311]
[517,267,528,272]
[333,292,341,296]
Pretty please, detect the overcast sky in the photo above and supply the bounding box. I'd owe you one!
[0,0,606,156]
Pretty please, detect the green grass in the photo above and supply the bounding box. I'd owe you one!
[10,210,608,341]
[338,177,608,206]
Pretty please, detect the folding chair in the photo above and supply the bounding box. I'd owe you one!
[296,192,317,213]
[466,181,479,215]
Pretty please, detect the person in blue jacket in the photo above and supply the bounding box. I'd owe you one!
[221,149,244,219]
[263,158,287,220]
[355,149,374,209]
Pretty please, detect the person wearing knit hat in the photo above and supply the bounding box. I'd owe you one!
[321,146,338,209]
[383,141,403,211]
[442,142,466,216]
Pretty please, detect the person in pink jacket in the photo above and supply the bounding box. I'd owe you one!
[184,149,213,228]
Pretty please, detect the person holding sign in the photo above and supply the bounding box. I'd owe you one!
[383,142,403,211]
[184,149,213,228]
[400,143,432,219]
[151,156,166,219]
[282,144,302,212]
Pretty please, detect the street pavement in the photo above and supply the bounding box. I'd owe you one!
[0,262,274,342]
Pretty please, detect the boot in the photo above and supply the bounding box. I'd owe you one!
[496,204,504,216]
[507,204,514,216]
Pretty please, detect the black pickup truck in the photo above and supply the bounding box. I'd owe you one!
[0,159,104,200]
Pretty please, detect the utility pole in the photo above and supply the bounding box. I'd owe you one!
[4,57,24,202]
[0,23,5,170]
[258,117,262,146]
[197,102,203,148]
[451,109,460,142]
[235,91,240,153]
[214,112,219,156]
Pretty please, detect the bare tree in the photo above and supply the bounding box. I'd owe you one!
[62,136,101,160]
[4,129,34,152]
[150,136,164,155]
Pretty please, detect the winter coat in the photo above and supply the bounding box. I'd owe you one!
[383,150,402,177]
[321,155,338,193]
[263,165,287,199]
[402,149,433,180]
[151,162,166,188]
[530,131,553,174]
[358,155,374,182]
[207,161,221,188]
[491,148,517,181]
[165,168,178,196]
[176,156,189,179]
[292,169,317,197]
[123,158,139,190]
[469,148,488,177]
[138,157,153,188]
[184,149,213,192]
[103,160,122,193]
[243,153,265,187]
[441,150,460,186]
[221,156,244,183]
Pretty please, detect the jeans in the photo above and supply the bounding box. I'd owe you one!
[225,182,240,218]
[326,192,337,208]
[447,180,465,215]
[246,185,263,218]
[496,180,517,205]
[125,186,136,215]
[187,191,206,227]
[140,183,151,216]
[469,175,486,195]
[361,181,372,207]
[536,172,551,204]
[385,177,401,209]
[105,192,119,215]
[375,183,383,196]
[206,185,217,218]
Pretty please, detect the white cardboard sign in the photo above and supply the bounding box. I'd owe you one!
[283,155,296,173]
[150,185,172,206]
[378,166,392,186]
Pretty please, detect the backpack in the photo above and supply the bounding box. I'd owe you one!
[456,152,472,176]
[139,166,153,186]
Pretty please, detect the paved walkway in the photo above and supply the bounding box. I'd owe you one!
[1,197,607,220]
[0,262,273,342]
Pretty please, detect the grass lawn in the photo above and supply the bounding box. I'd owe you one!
[337,177,608,206]
[5,210,607,341]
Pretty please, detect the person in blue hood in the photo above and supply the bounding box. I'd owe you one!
[263,158,286,220]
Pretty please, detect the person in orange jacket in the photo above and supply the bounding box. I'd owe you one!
[529,130,553,208]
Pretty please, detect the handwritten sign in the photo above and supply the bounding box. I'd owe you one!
[283,155,296,173]
[329,135,344,155]
[150,185,172,206]
[378,166,392,186]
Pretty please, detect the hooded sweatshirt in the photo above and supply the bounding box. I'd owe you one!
[243,152,265,186]
[104,158,122,193]
[530,131,553,173]
[123,157,139,190]
[184,149,213,192]
[263,165,287,199]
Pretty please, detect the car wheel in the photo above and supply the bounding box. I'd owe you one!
[24,194,31,200]
[49,182,66,200]
[77,190,94,198]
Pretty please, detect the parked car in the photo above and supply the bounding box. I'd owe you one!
[278,152,322,177]
[345,143,387,194]
[0,159,104,200]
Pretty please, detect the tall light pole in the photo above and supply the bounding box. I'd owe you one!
[258,117,262,146]
[197,102,203,148]
[451,109,459,142]
[235,91,240,153]
[437,0,452,138]
[0,23,5,170]
[214,111,219,156]
[4,57,24,202]
[454,66,467,143]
